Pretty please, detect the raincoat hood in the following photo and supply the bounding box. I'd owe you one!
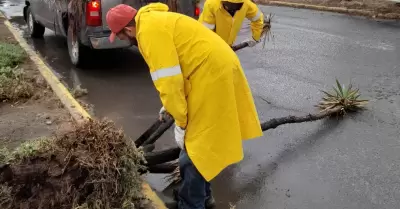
[135,3,169,22]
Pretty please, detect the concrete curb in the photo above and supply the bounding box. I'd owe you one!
[257,1,400,19]
[0,12,167,209]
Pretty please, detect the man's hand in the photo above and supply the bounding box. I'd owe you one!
[174,125,185,150]
[243,38,259,47]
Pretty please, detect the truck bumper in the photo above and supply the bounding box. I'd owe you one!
[88,36,132,49]
[81,26,133,49]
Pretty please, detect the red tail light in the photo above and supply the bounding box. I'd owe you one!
[195,5,200,16]
[86,0,102,26]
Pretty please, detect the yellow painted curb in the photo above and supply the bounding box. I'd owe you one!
[143,183,169,209]
[1,12,167,209]
[257,1,400,19]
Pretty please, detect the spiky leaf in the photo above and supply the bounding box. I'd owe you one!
[335,79,343,96]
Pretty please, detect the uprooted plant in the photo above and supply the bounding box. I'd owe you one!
[137,79,369,184]
[316,79,368,113]
[232,13,273,51]
[0,119,147,209]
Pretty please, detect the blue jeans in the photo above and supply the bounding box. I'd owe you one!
[178,150,211,209]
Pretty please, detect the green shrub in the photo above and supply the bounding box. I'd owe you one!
[0,67,33,101]
[0,42,26,68]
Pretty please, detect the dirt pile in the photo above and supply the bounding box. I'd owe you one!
[0,119,146,209]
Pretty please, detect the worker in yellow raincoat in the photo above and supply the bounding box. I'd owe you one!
[106,3,263,208]
[199,0,264,47]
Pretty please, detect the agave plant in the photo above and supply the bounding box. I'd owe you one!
[260,13,273,48]
[232,13,273,51]
[317,79,368,114]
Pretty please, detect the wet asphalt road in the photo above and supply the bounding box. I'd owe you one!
[2,1,400,208]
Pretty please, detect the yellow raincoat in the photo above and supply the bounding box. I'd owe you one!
[135,3,263,181]
[199,0,264,46]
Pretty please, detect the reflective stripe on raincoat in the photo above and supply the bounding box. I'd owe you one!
[199,0,264,46]
[135,3,263,181]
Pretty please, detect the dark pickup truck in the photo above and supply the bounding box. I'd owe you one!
[23,0,201,66]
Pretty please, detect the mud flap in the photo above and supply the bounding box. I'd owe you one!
[23,6,28,22]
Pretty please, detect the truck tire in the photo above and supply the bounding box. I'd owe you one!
[67,27,89,67]
[26,7,45,38]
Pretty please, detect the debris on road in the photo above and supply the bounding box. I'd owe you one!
[285,189,291,198]
[70,84,88,98]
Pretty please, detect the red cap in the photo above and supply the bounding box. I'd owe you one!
[106,4,137,43]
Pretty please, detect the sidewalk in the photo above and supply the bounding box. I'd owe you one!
[257,0,400,19]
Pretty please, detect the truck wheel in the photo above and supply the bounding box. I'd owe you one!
[26,7,45,38]
[67,27,89,67]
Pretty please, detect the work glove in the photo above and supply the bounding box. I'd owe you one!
[244,38,259,47]
[159,106,168,122]
[174,125,185,150]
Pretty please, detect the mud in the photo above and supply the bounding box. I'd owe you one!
[0,18,15,43]
[0,102,72,149]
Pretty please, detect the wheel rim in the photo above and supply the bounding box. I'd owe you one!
[28,13,34,33]
[71,40,79,61]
